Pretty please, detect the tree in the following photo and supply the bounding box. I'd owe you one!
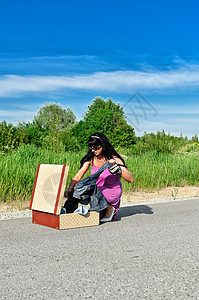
[0,121,30,152]
[26,120,47,147]
[72,97,136,147]
[133,130,190,155]
[33,102,76,152]
[33,102,76,131]
[192,134,198,143]
[12,122,29,148]
[0,121,14,152]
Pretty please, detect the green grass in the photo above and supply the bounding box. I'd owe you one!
[121,151,199,192]
[0,144,198,203]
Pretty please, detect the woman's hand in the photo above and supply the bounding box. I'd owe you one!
[64,189,70,198]
[64,162,91,198]
[110,156,134,183]
[108,158,115,164]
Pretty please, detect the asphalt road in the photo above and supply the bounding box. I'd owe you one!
[0,199,199,300]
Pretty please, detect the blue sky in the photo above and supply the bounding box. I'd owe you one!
[0,0,199,138]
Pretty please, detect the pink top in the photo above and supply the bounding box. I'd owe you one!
[91,165,122,212]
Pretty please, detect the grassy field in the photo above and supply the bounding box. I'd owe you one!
[0,144,199,202]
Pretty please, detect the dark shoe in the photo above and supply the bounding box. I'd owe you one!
[60,207,67,214]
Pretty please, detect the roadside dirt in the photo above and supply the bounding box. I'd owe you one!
[121,186,199,202]
[1,185,199,213]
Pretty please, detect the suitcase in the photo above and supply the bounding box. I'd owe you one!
[29,164,99,229]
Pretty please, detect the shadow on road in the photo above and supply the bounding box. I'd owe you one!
[117,205,154,220]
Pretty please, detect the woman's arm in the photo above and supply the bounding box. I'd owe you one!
[110,156,134,183]
[64,161,91,197]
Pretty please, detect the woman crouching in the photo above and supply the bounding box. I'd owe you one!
[65,132,133,222]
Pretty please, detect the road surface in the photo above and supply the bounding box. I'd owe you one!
[0,199,199,299]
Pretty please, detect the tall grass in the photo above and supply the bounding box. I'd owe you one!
[0,145,198,202]
[0,145,83,202]
[122,151,199,192]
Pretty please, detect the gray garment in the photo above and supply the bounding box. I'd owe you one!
[64,162,122,213]
[73,162,112,212]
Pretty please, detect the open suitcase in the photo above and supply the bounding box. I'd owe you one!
[29,164,99,230]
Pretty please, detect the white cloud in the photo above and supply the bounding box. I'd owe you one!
[1,63,199,97]
[154,103,199,114]
[0,109,34,118]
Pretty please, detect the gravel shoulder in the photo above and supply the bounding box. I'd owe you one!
[0,186,198,221]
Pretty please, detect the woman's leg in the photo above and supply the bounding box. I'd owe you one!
[101,205,115,219]
[98,186,122,220]
[100,197,120,220]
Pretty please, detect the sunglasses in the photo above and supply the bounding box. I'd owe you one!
[89,145,102,150]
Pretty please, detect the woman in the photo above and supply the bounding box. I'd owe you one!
[65,133,133,222]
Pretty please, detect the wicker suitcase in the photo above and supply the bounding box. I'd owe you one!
[29,164,99,229]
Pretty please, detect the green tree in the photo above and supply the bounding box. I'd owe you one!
[12,122,29,148]
[60,129,80,151]
[33,102,76,131]
[133,130,190,155]
[0,121,30,152]
[26,120,47,147]
[33,102,76,152]
[192,134,199,143]
[0,121,14,152]
[72,120,87,145]
[72,97,136,147]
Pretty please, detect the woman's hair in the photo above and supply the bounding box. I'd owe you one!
[80,132,126,168]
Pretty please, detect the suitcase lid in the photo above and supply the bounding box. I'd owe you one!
[29,164,69,215]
